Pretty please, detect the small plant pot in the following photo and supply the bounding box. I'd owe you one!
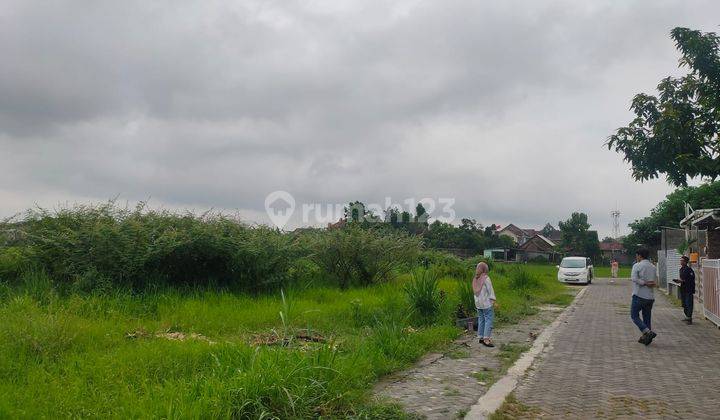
[455,316,477,331]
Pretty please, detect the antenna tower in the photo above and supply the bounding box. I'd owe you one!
[611,207,621,239]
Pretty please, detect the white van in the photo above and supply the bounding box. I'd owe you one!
[557,256,594,285]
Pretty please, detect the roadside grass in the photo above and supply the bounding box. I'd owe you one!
[497,343,531,370]
[0,263,570,418]
[594,266,632,278]
[489,393,541,419]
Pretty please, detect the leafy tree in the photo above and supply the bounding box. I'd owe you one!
[459,218,482,232]
[607,27,720,186]
[484,224,498,238]
[415,203,429,224]
[558,212,599,257]
[345,201,368,223]
[541,223,556,238]
[623,180,720,249]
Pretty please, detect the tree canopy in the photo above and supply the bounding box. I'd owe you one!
[558,212,599,257]
[623,180,720,250]
[607,27,720,186]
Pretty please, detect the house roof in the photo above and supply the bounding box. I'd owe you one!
[499,223,525,236]
[518,234,556,250]
[536,234,556,247]
[547,231,563,242]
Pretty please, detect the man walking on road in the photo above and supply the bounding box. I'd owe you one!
[678,256,696,325]
[630,248,657,345]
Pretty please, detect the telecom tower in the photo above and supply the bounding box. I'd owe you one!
[611,207,621,239]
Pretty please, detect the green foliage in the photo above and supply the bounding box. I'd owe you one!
[423,220,512,254]
[1,202,297,293]
[0,281,458,418]
[455,277,475,318]
[404,269,442,325]
[677,238,697,255]
[417,250,468,279]
[0,263,569,418]
[466,256,494,271]
[307,226,421,289]
[509,269,541,292]
[607,27,720,186]
[0,246,32,281]
[623,180,720,249]
[558,212,599,257]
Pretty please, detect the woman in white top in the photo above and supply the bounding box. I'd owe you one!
[473,262,497,347]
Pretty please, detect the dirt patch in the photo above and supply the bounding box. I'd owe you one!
[125,327,215,344]
[250,328,329,347]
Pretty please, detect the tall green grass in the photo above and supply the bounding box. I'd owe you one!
[404,269,443,325]
[0,241,571,418]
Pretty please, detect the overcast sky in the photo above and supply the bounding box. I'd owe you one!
[1,1,718,237]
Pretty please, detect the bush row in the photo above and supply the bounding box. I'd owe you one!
[0,203,423,293]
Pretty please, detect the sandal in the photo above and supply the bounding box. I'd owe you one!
[482,339,495,348]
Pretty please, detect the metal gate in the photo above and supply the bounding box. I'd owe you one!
[701,259,720,327]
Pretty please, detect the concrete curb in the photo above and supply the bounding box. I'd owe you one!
[465,286,589,419]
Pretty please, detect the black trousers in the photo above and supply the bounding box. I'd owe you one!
[681,291,694,320]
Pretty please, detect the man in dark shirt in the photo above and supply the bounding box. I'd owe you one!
[678,256,696,324]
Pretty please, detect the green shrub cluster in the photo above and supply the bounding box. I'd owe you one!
[304,226,421,289]
[1,203,298,293]
[0,202,427,294]
[403,269,443,325]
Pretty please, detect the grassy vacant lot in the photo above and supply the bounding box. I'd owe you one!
[0,264,570,419]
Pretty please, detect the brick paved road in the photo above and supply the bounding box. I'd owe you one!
[514,278,720,419]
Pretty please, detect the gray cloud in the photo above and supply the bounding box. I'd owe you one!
[1,0,719,237]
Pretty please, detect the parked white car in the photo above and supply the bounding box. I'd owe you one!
[557,257,594,284]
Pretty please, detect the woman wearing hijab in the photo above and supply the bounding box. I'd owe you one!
[473,262,497,347]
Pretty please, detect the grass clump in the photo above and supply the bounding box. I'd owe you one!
[490,393,541,419]
[404,269,443,325]
[307,226,421,289]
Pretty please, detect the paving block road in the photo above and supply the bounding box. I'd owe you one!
[513,278,720,419]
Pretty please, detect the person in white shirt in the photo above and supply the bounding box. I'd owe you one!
[473,262,497,347]
[630,248,658,345]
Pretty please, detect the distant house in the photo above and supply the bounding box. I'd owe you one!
[541,223,563,244]
[599,240,628,263]
[498,224,536,245]
[516,234,559,262]
[499,223,561,246]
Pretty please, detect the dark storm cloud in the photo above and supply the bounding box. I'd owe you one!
[1,0,719,236]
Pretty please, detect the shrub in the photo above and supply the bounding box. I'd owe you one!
[528,255,550,264]
[404,269,442,325]
[418,250,468,279]
[466,256,494,271]
[2,202,297,293]
[0,246,32,281]
[307,226,421,289]
[509,268,542,291]
[455,277,475,318]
